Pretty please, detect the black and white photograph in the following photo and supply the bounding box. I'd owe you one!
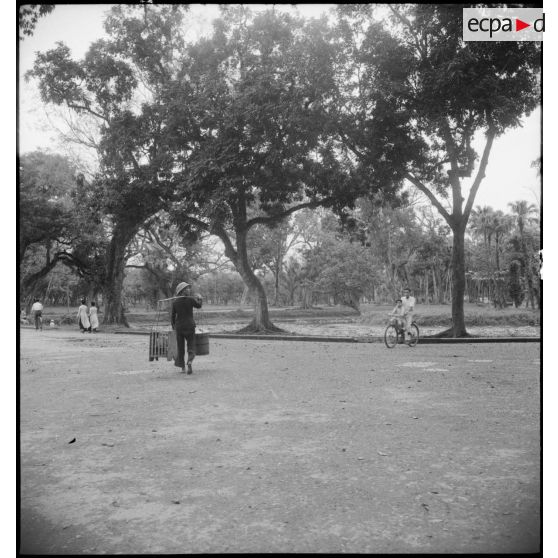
[17,3,543,554]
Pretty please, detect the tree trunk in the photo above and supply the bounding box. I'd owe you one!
[236,264,280,332]
[432,269,438,304]
[102,223,137,326]
[301,282,313,309]
[450,224,468,337]
[495,234,501,272]
[273,242,282,306]
[220,226,282,332]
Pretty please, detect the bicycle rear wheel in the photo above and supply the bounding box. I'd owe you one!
[408,323,419,347]
[384,325,399,348]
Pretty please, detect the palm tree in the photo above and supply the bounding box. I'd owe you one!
[470,205,495,247]
[488,210,512,272]
[508,200,539,309]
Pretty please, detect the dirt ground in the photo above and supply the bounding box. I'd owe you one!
[19,328,540,554]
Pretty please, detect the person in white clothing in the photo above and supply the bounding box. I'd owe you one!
[89,301,99,332]
[77,298,91,333]
[31,299,43,330]
[401,287,416,342]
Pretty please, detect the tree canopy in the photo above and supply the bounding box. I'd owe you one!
[166,7,367,330]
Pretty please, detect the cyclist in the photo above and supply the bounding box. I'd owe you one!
[401,287,416,343]
[31,298,44,331]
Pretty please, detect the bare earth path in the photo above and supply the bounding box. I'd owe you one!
[19,329,540,554]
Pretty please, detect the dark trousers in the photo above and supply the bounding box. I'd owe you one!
[175,328,196,368]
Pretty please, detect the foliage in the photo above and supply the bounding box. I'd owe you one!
[19,151,104,305]
[508,260,525,308]
[126,213,230,304]
[19,151,76,261]
[167,7,364,330]
[507,199,540,308]
[19,5,55,39]
[299,212,376,312]
[196,272,246,306]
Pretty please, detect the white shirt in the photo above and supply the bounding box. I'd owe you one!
[401,296,415,314]
[31,302,43,312]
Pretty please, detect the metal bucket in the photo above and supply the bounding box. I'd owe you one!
[195,332,209,356]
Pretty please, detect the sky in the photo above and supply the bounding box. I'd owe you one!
[18,3,541,213]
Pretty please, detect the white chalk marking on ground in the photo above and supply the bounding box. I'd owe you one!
[425,368,450,372]
[270,389,279,400]
[467,359,493,363]
[399,362,437,368]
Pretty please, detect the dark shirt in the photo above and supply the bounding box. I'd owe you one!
[171,296,202,333]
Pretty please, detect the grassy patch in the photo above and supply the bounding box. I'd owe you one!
[358,303,540,327]
[38,303,539,329]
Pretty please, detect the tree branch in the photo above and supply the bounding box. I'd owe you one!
[144,225,182,268]
[463,129,497,223]
[387,4,425,58]
[67,102,109,123]
[337,127,369,163]
[404,172,452,225]
[246,199,332,230]
[181,215,239,265]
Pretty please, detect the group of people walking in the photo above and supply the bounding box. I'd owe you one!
[77,298,99,333]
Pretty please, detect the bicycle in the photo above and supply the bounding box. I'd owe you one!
[384,316,419,348]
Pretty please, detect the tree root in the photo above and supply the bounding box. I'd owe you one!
[235,322,287,334]
[424,327,472,338]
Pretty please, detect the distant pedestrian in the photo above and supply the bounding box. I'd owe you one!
[171,282,202,374]
[89,301,99,332]
[77,298,91,333]
[31,299,43,330]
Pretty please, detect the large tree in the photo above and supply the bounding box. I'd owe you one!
[27,5,192,325]
[169,8,364,331]
[19,151,101,305]
[334,4,540,336]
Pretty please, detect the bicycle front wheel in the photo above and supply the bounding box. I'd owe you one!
[408,323,420,347]
[384,325,399,348]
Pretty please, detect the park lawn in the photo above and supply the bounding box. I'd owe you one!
[359,303,540,327]
[28,303,540,339]
[37,303,539,329]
